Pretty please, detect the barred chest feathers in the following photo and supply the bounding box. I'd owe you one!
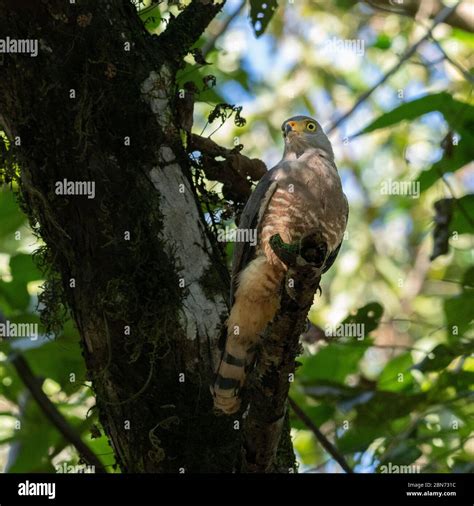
[258,153,346,266]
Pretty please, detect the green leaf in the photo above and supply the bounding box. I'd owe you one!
[10,253,43,284]
[377,353,414,392]
[356,392,426,424]
[138,4,162,32]
[289,400,335,431]
[337,424,384,453]
[451,28,474,48]
[415,344,455,372]
[442,269,474,339]
[0,189,26,241]
[417,147,473,193]
[436,370,474,392]
[23,337,86,395]
[86,432,115,469]
[228,68,252,92]
[451,194,474,235]
[444,291,474,339]
[414,342,473,372]
[463,266,474,287]
[0,361,24,402]
[355,93,474,137]
[334,0,357,9]
[175,65,224,105]
[373,34,391,50]
[293,429,321,466]
[298,342,369,384]
[0,279,30,311]
[379,441,422,467]
[249,0,278,37]
[340,302,384,336]
[6,398,60,472]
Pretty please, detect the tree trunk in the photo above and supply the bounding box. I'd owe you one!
[0,0,299,473]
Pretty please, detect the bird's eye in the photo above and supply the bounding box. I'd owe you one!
[306,122,316,131]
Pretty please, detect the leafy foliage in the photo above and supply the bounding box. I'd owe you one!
[356,93,474,136]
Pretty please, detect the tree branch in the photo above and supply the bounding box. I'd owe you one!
[190,133,267,205]
[10,353,106,473]
[288,397,354,474]
[328,2,462,134]
[242,233,326,472]
[202,0,246,57]
[430,37,474,84]
[158,0,226,59]
[364,0,473,32]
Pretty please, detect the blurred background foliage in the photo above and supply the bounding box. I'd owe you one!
[0,0,473,473]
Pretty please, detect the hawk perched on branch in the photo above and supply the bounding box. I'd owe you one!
[212,115,348,414]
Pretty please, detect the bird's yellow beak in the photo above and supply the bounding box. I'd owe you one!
[285,120,303,135]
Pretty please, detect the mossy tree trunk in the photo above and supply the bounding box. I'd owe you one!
[0,0,297,472]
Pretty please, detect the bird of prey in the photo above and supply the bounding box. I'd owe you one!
[212,115,348,414]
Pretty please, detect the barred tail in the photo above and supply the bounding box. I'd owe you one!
[212,256,282,414]
[212,347,248,414]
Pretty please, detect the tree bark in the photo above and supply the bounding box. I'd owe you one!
[0,0,304,473]
[0,0,240,472]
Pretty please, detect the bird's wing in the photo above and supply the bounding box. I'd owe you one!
[230,165,283,304]
[322,192,349,273]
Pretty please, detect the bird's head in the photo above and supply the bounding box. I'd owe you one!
[281,115,333,160]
